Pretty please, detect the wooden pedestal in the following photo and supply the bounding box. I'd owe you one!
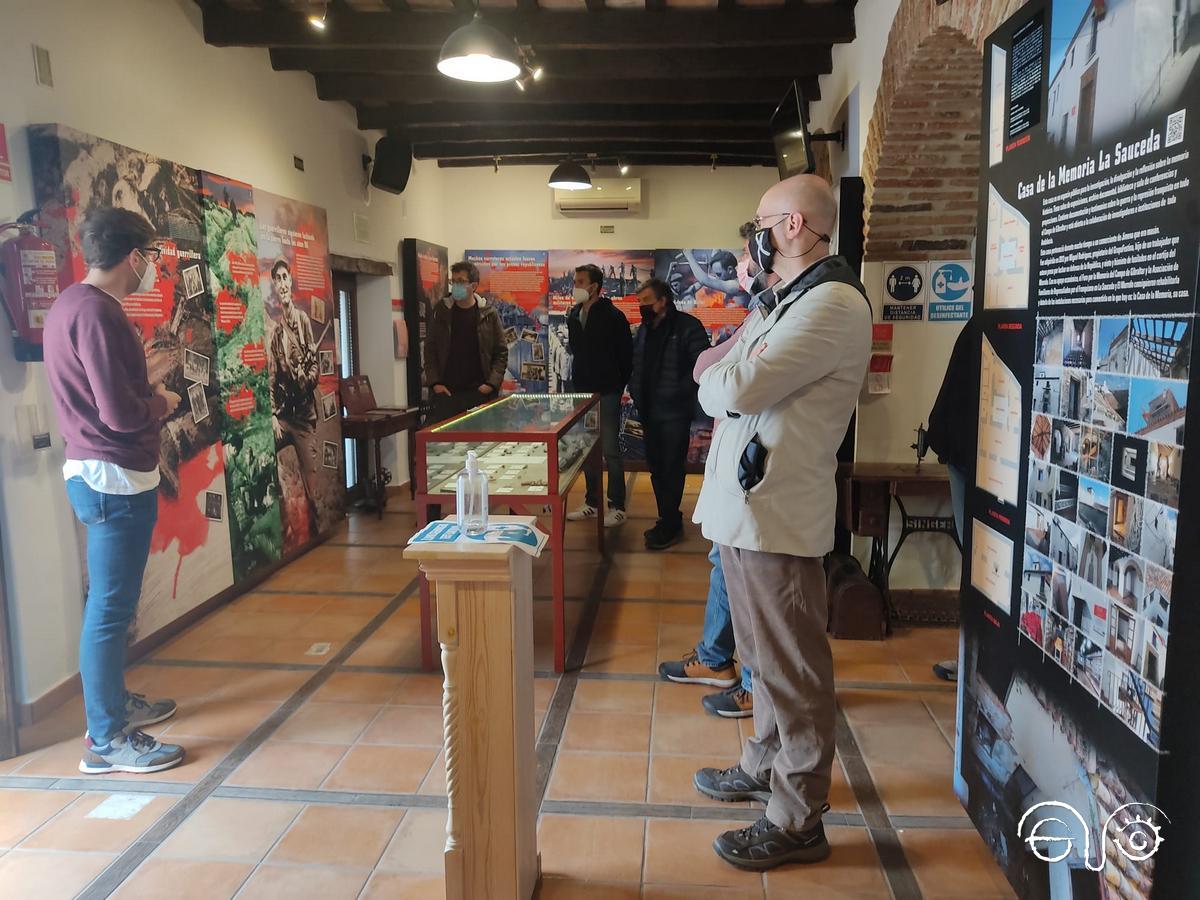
[402,541,540,900]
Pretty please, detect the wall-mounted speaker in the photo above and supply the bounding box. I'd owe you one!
[370,136,413,194]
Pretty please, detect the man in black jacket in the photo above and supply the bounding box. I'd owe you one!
[566,264,633,527]
[631,278,710,549]
[924,316,981,681]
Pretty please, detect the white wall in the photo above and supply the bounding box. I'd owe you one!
[0,0,445,705]
[439,164,777,261]
[859,261,963,590]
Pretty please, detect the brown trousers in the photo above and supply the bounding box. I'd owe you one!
[720,544,834,832]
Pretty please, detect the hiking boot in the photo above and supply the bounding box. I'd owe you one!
[702,686,754,719]
[125,692,177,731]
[933,659,959,682]
[567,504,598,522]
[713,816,830,871]
[644,522,683,551]
[693,763,771,803]
[603,506,627,528]
[80,730,185,775]
[658,649,737,688]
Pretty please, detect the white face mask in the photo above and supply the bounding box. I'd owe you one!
[572,286,591,304]
[132,251,156,294]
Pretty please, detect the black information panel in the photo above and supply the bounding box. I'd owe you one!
[957,2,1200,897]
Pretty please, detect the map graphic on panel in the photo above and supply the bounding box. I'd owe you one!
[983,185,1030,309]
[29,124,235,640]
[976,333,1023,505]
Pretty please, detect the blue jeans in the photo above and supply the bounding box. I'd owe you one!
[696,543,753,692]
[66,478,158,744]
[584,392,626,511]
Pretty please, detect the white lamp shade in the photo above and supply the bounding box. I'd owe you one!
[547,162,592,190]
[438,15,521,83]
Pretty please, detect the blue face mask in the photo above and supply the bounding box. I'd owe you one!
[451,283,470,302]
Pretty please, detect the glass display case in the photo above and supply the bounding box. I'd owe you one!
[414,393,604,673]
[416,394,600,498]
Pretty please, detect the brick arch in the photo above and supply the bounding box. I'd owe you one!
[861,0,1030,261]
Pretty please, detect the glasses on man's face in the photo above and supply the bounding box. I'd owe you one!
[751,212,796,229]
[140,246,163,262]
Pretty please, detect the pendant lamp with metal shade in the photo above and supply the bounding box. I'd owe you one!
[547,161,591,191]
[438,11,522,83]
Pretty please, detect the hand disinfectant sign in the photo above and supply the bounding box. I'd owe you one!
[928,261,973,322]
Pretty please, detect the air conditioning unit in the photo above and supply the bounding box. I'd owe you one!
[554,177,643,216]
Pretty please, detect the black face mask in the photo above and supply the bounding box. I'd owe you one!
[749,219,831,274]
[749,228,776,274]
[639,304,657,326]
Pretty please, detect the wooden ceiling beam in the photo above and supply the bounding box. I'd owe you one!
[317,73,819,103]
[413,139,774,158]
[436,153,774,167]
[201,7,855,49]
[401,126,770,144]
[356,101,777,128]
[269,46,833,78]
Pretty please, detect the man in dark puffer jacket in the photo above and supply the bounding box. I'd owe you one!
[630,278,710,549]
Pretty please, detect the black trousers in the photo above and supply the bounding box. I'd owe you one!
[643,413,692,530]
[429,388,489,425]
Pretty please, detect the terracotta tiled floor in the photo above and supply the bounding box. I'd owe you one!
[0,477,1014,898]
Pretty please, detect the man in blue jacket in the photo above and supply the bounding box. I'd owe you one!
[629,278,710,549]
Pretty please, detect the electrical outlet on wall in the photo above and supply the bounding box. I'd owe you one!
[32,44,53,87]
[15,404,51,451]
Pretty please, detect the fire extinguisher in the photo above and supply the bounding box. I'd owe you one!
[0,209,61,362]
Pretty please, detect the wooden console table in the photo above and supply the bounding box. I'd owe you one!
[402,539,540,900]
[341,410,421,518]
[838,462,961,600]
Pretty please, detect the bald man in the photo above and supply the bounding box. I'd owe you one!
[689,175,872,870]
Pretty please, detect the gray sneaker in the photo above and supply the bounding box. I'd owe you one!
[80,730,185,775]
[126,692,177,730]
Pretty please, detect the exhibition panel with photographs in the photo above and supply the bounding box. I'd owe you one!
[27,124,344,643]
[957,1,1200,897]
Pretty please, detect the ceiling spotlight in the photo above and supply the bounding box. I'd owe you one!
[515,74,530,92]
[308,3,328,30]
[548,161,592,191]
[493,156,500,173]
[618,158,630,176]
[438,12,522,83]
[531,65,544,81]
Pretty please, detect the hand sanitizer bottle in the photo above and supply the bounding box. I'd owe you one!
[456,450,488,536]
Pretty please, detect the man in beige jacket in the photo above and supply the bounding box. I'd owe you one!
[691,174,872,870]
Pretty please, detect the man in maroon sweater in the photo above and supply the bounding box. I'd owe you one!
[43,207,186,775]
